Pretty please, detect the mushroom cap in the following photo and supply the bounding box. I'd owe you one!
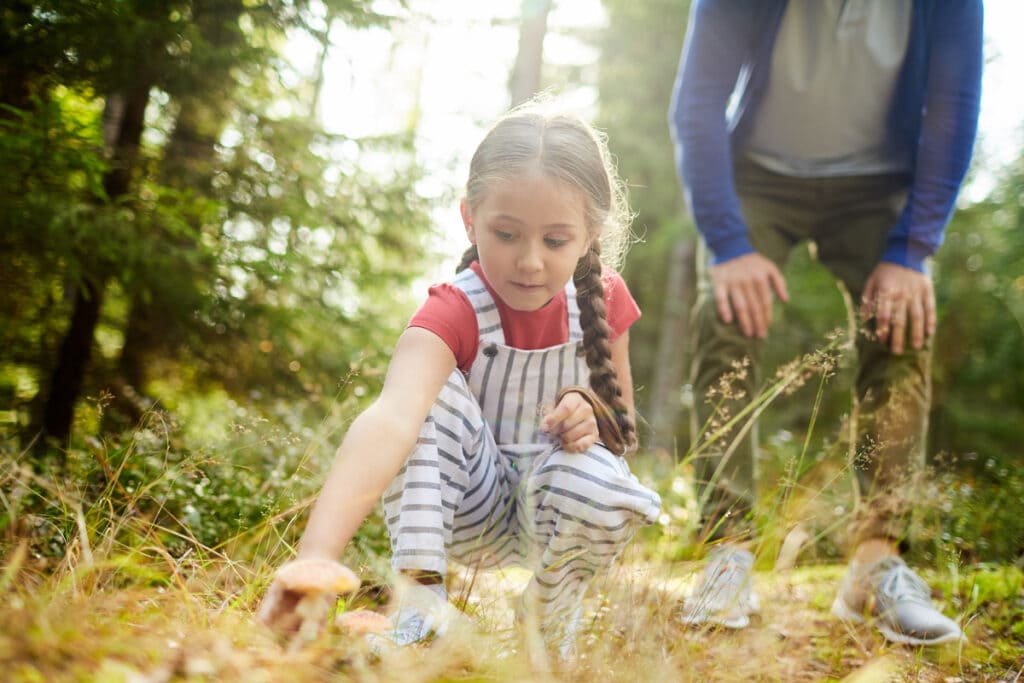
[335,609,392,635]
[274,558,360,595]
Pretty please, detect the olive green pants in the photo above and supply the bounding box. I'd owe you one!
[689,159,930,547]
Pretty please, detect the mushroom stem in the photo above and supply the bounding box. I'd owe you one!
[291,594,332,651]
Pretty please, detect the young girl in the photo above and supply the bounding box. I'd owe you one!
[258,107,661,655]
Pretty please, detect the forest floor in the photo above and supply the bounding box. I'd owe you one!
[2,545,1021,683]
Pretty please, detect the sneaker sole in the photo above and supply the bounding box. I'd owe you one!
[831,596,964,646]
[679,611,750,630]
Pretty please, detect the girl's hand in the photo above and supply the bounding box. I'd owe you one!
[257,558,359,638]
[540,390,599,453]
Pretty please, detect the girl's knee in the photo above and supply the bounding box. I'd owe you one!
[524,446,661,531]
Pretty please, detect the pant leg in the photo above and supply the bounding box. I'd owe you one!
[812,173,927,546]
[382,371,520,577]
[517,445,661,631]
[689,160,812,541]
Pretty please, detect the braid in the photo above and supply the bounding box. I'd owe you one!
[573,243,637,453]
[456,245,478,273]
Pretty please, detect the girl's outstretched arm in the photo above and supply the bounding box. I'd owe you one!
[259,327,456,632]
[296,327,457,561]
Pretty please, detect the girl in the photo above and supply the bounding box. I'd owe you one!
[259,107,661,656]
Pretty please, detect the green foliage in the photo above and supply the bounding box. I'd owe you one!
[0,0,435,444]
[930,159,1024,463]
[596,0,692,413]
[1,400,393,566]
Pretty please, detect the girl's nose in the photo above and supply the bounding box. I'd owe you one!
[517,242,543,272]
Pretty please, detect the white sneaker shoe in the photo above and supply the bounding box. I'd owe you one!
[679,546,759,629]
[832,556,963,645]
[368,583,462,650]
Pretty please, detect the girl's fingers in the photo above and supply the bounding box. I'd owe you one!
[540,401,568,433]
[562,431,598,453]
[560,416,599,450]
[542,392,593,433]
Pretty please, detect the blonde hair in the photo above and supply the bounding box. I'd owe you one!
[456,105,637,453]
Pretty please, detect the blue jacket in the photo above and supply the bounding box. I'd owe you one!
[669,0,984,271]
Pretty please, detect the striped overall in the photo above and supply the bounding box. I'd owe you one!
[382,268,661,627]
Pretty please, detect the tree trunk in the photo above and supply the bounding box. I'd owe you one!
[105,1,244,433]
[105,92,222,431]
[647,236,696,453]
[40,280,105,445]
[37,84,150,447]
[509,0,551,106]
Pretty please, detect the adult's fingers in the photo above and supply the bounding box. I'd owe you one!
[889,297,908,355]
[861,278,877,322]
[768,267,790,303]
[750,278,772,337]
[728,287,755,338]
[908,295,925,351]
[924,287,937,339]
[714,283,734,325]
[874,291,892,344]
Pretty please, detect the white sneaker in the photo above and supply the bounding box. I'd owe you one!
[679,546,759,629]
[832,556,963,646]
[368,583,461,650]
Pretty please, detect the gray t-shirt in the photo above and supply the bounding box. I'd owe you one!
[745,0,913,177]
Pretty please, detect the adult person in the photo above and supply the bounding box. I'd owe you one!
[668,0,982,645]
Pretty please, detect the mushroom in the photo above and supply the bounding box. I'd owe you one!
[335,609,392,635]
[274,558,360,648]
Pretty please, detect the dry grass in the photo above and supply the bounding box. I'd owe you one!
[1,372,1021,682]
[2,531,1021,683]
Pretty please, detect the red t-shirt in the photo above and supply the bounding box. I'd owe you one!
[408,261,641,373]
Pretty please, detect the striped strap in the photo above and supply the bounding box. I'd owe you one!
[454,268,583,344]
[453,268,503,343]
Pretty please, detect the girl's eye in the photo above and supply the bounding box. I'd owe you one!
[545,237,568,248]
[495,230,514,241]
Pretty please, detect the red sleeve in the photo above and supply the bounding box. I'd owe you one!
[603,268,641,343]
[407,284,479,373]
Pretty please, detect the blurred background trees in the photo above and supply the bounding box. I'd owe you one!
[1,0,1020,563]
[0,0,432,453]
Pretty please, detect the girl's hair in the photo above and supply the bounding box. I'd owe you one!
[456,105,637,453]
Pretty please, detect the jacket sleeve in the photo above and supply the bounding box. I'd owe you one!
[668,0,754,264]
[882,1,984,271]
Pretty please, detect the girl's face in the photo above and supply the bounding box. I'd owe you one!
[463,169,592,311]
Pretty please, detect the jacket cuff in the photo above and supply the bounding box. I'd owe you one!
[708,233,755,265]
[880,238,933,273]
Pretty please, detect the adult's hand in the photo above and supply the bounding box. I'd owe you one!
[709,252,789,339]
[860,262,936,355]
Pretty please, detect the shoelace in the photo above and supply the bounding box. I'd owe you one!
[869,558,932,607]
